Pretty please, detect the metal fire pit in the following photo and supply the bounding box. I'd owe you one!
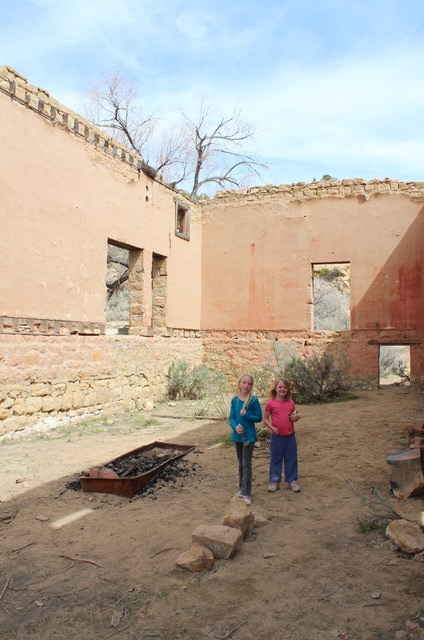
[80,441,195,498]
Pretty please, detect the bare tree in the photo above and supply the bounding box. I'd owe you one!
[86,73,264,199]
[182,100,263,198]
[86,72,157,156]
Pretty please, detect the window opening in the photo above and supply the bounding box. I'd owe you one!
[312,262,350,330]
[151,253,167,334]
[106,242,129,334]
[106,240,144,334]
[379,345,410,386]
[175,201,190,240]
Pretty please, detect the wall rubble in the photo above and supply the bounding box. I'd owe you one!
[213,178,424,203]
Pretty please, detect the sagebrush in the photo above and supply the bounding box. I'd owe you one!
[166,361,214,400]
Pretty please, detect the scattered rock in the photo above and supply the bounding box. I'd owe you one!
[386,519,424,554]
[263,552,277,559]
[395,619,424,639]
[176,543,214,572]
[222,496,254,538]
[252,511,269,527]
[35,515,49,522]
[192,524,243,559]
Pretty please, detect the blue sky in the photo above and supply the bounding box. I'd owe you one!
[1,0,424,186]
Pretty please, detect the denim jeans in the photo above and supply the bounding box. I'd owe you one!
[235,441,255,496]
[269,433,298,484]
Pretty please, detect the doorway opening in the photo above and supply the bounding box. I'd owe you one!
[379,345,410,386]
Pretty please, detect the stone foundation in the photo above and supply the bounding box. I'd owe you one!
[0,334,202,438]
[201,329,424,387]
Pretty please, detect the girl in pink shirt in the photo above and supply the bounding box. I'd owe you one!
[263,379,301,493]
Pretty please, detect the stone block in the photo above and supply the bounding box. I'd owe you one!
[60,393,73,411]
[222,496,254,538]
[25,397,43,414]
[386,519,424,554]
[192,524,243,559]
[42,397,62,412]
[176,543,214,572]
[13,400,27,416]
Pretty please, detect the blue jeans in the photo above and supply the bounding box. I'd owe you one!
[235,441,254,496]
[269,433,298,484]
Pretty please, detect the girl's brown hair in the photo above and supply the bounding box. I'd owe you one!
[237,373,254,410]
[269,378,292,401]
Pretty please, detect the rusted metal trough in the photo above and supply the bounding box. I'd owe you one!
[80,441,195,498]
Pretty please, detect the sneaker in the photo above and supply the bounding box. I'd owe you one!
[243,496,251,506]
[268,483,279,492]
[235,490,243,498]
[289,481,301,492]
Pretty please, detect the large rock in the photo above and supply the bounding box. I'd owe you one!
[386,519,424,553]
[176,543,214,572]
[192,524,243,559]
[222,496,254,538]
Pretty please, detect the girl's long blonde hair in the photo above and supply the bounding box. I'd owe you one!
[269,378,292,401]
[237,373,254,410]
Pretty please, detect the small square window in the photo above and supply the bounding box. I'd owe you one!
[175,201,190,240]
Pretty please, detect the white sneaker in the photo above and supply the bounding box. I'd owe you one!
[268,483,279,492]
[235,490,243,498]
[243,496,251,506]
[289,481,301,492]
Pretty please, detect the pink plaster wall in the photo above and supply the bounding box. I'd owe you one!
[201,194,424,332]
[0,91,202,330]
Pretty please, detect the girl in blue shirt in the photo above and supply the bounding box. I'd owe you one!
[229,373,263,506]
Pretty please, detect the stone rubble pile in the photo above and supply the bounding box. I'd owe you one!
[176,496,268,572]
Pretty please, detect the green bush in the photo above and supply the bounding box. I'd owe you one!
[355,518,389,534]
[166,360,214,400]
[284,352,352,404]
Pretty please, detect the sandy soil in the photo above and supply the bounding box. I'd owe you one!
[1,386,424,640]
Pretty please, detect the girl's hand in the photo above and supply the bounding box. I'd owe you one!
[235,424,245,434]
[290,411,300,422]
[268,425,279,435]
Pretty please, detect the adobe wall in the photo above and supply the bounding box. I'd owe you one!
[0,66,202,332]
[201,181,424,383]
[0,67,203,437]
[2,66,424,437]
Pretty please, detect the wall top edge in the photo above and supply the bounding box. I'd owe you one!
[206,178,424,204]
[2,66,423,206]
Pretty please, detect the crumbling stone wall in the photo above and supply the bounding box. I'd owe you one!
[0,333,202,438]
[214,178,424,202]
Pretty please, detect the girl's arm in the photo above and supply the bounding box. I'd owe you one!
[244,397,262,423]
[229,399,238,429]
[264,410,279,435]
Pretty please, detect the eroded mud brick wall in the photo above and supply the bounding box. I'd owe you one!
[200,181,424,384]
[0,66,203,436]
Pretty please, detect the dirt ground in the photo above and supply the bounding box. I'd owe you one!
[1,386,424,640]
